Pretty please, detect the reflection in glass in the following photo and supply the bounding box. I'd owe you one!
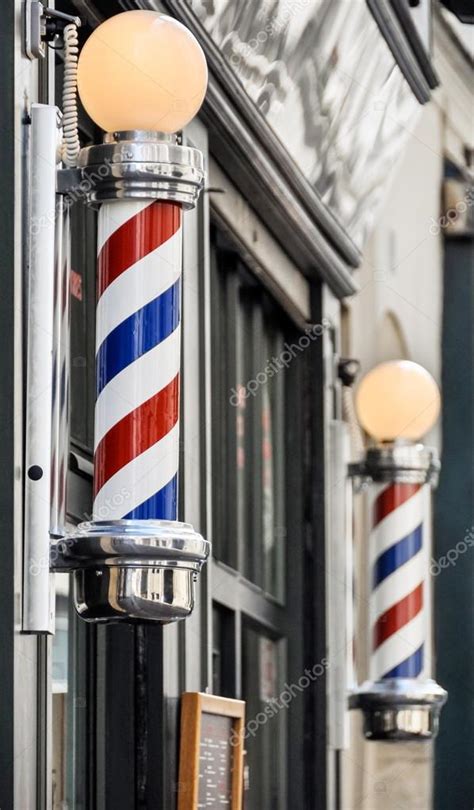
[242,625,286,810]
[52,574,70,809]
[211,230,287,599]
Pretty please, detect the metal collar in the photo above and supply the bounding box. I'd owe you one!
[349,442,440,486]
[74,130,205,208]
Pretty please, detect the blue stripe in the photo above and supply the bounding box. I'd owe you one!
[373,524,422,588]
[96,281,180,397]
[383,644,424,678]
[124,475,178,521]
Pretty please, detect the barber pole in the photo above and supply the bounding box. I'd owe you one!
[53,130,209,623]
[93,200,182,522]
[369,482,426,681]
[349,444,446,740]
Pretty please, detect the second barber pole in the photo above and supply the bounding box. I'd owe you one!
[349,361,447,741]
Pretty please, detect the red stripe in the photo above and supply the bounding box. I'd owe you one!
[93,375,179,496]
[97,202,181,300]
[374,483,421,527]
[373,582,423,650]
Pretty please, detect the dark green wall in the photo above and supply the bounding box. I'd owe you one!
[435,236,474,810]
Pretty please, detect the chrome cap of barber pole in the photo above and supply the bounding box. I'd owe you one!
[350,678,447,741]
[51,520,210,623]
[58,130,205,208]
[349,442,440,486]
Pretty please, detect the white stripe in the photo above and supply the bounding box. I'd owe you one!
[370,611,425,680]
[95,228,182,350]
[97,200,152,254]
[369,486,425,564]
[92,422,179,520]
[369,550,425,624]
[94,327,181,448]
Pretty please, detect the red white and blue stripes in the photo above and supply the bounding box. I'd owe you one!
[93,200,182,522]
[369,482,427,680]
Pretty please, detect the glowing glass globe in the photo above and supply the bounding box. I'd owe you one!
[77,11,208,134]
[355,360,440,442]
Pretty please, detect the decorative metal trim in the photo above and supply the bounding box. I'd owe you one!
[51,520,210,622]
[203,77,358,299]
[367,0,433,103]
[349,443,440,486]
[75,131,205,208]
[390,0,439,89]
[51,520,210,570]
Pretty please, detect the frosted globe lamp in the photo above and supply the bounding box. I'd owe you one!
[77,11,208,134]
[355,360,440,443]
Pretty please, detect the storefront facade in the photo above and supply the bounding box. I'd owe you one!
[3,1,468,808]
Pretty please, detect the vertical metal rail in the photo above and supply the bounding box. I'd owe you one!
[327,420,353,752]
[23,103,59,633]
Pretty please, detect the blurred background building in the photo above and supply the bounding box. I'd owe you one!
[345,10,473,808]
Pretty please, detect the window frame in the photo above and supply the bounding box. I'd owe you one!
[206,210,310,807]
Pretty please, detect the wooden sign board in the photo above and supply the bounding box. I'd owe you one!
[178,692,245,810]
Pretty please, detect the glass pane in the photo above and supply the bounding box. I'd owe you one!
[212,603,236,698]
[69,202,97,455]
[211,239,238,568]
[52,566,91,810]
[211,231,288,599]
[262,320,286,597]
[237,286,287,598]
[242,624,286,810]
[52,574,69,809]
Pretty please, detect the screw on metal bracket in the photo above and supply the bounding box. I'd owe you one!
[24,1,81,60]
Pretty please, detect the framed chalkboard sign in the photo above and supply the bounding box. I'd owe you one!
[178,692,246,809]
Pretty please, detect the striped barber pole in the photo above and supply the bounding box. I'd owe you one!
[93,199,182,522]
[369,482,427,680]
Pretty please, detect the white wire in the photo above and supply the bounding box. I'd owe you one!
[342,385,365,459]
[61,24,81,167]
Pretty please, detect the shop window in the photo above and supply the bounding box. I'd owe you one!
[242,624,286,810]
[209,219,306,807]
[210,227,287,600]
[69,202,97,456]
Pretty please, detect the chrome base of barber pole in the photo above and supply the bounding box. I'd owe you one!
[51,520,210,623]
[350,678,447,741]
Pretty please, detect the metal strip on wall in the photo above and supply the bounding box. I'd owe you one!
[367,0,433,102]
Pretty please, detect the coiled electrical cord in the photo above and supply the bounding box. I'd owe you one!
[342,384,365,459]
[61,23,81,167]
